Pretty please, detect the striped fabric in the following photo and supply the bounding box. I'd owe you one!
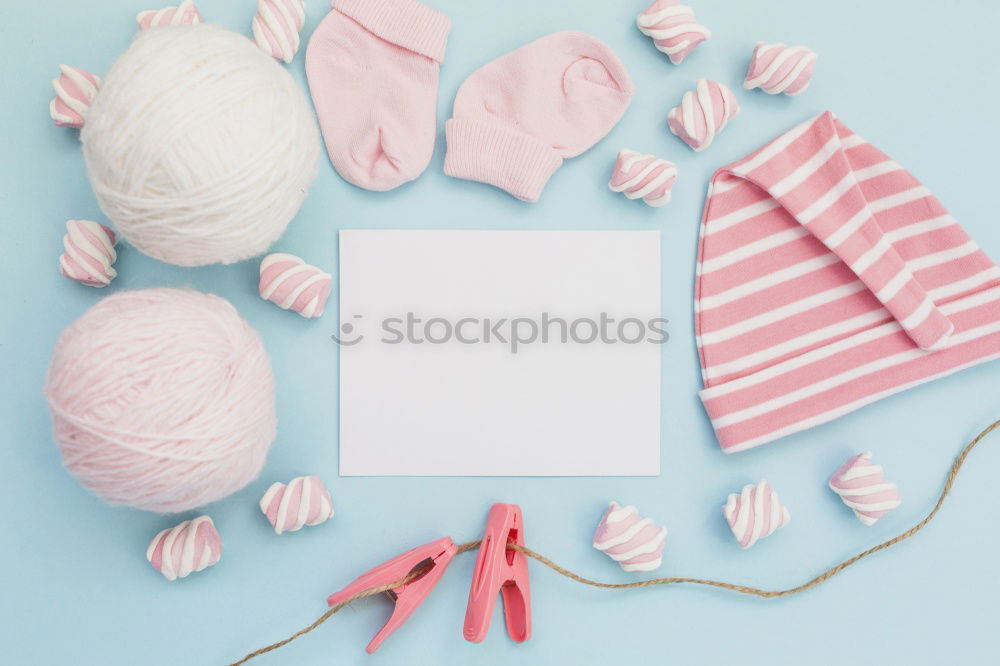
[697,112,1000,453]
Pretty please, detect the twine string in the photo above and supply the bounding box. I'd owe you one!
[231,417,1000,665]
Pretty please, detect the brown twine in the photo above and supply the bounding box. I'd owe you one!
[231,417,1000,665]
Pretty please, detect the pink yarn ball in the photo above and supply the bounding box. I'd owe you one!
[45,288,277,513]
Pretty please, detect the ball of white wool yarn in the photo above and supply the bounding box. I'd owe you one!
[81,24,319,267]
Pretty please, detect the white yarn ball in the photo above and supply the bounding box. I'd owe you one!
[81,24,319,267]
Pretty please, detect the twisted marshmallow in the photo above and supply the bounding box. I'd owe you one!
[636,0,710,65]
[59,220,118,288]
[136,0,202,29]
[146,516,222,581]
[259,253,333,318]
[259,476,335,535]
[608,149,677,207]
[829,452,902,526]
[743,42,817,96]
[49,65,100,129]
[252,0,307,64]
[593,501,667,572]
[723,480,790,549]
[667,79,739,152]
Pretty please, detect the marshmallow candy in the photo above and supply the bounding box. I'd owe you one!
[136,1,202,29]
[608,149,677,207]
[49,65,100,128]
[593,501,667,572]
[723,480,790,549]
[258,253,333,318]
[829,452,902,525]
[146,516,222,581]
[259,476,335,535]
[743,42,817,96]
[252,0,307,64]
[636,0,710,65]
[59,220,118,287]
[667,79,739,152]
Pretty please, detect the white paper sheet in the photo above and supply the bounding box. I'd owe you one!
[339,230,661,476]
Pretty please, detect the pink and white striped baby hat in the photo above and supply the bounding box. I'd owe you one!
[696,111,1000,453]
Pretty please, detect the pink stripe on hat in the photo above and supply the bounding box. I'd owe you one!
[696,112,1000,453]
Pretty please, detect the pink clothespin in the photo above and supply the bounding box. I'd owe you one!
[327,537,457,653]
[463,503,531,644]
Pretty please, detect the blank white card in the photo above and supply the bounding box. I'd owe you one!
[339,230,661,476]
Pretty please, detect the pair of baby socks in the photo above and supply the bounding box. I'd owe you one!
[306,0,633,199]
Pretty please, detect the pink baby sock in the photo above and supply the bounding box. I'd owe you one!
[306,0,451,191]
[444,32,634,202]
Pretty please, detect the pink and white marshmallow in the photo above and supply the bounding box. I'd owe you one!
[593,501,667,573]
[59,220,118,288]
[608,149,677,207]
[258,253,333,318]
[743,42,817,96]
[252,0,307,64]
[259,476,335,535]
[723,480,790,549]
[49,65,100,129]
[136,0,202,29]
[146,516,222,581]
[829,452,902,526]
[667,79,739,152]
[636,0,711,65]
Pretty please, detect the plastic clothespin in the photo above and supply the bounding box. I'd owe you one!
[327,536,457,654]
[463,503,531,644]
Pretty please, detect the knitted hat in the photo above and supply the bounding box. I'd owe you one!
[697,112,1000,453]
[444,31,634,202]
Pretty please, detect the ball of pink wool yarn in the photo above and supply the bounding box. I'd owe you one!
[44,288,277,513]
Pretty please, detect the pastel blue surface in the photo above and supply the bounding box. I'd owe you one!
[2,1,999,663]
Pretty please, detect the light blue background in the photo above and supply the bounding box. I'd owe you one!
[2,1,999,664]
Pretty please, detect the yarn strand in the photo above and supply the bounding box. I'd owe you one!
[231,417,1000,665]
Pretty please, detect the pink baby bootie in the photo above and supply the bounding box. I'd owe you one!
[306,0,451,191]
[444,32,634,202]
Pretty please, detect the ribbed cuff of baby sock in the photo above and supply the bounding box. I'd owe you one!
[444,118,564,203]
[333,0,451,62]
